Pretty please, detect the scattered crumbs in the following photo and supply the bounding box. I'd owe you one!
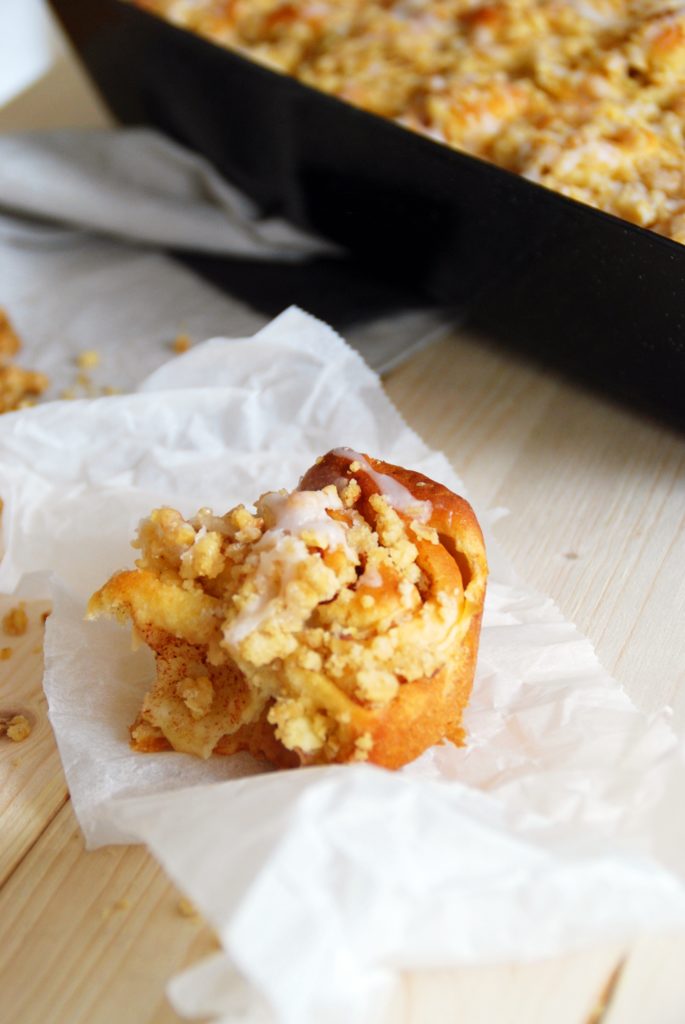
[0,365,50,414]
[177,897,199,919]
[63,352,112,400]
[10,757,21,768]
[76,349,100,370]
[172,333,192,355]
[101,385,120,396]
[8,715,31,742]
[564,551,579,560]
[3,603,28,637]
[75,371,96,391]
[0,308,21,361]
[0,647,11,661]
[351,731,374,761]
[0,714,32,742]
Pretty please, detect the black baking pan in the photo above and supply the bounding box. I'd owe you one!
[49,0,685,429]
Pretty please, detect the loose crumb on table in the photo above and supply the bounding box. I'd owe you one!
[2,604,28,637]
[0,364,50,414]
[138,0,685,244]
[0,714,32,742]
[172,333,192,354]
[177,897,199,919]
[0,309,21,361]
[76,349,100,370]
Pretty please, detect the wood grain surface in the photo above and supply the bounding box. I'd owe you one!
[2,40,685,1024]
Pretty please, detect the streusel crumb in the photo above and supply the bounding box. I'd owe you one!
[0,366,49,415]
[0,309,21,362]
[3,604,28,637]
[76,350,100,370]
[0,311,50,412]
[172,333,192,354]
[138,0,685,244]
[1,714,32,742]
[177,897,199,918]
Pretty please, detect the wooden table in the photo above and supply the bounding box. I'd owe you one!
[2,43,685,1024]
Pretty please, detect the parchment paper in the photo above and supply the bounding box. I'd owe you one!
[1,307,684,1024]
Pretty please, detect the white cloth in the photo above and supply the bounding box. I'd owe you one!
[0,129,455,380]
[0,128,336,259]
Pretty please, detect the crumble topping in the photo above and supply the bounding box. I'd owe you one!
[76,349,100,370]
[0,365,49,415]
[91,471,471,762]
[137,0,685,244]
[352,732,375,761]
[89,448,489,769]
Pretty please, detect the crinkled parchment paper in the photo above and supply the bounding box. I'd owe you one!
[1,307,684,1024]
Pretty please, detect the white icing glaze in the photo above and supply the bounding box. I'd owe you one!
[358,565,383,588]
[225,535,309,644]
[224,489,351,646]
[331,448,432,523]
[259,488,350,552]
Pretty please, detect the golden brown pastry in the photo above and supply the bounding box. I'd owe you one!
[0,308,49,414]
[88,449,488,769]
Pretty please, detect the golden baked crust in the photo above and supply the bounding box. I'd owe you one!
[88,449,488,769]
[135,0,685,245]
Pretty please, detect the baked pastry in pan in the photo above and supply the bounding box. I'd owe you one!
[88,449,488,769]
[136,0,685,245]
